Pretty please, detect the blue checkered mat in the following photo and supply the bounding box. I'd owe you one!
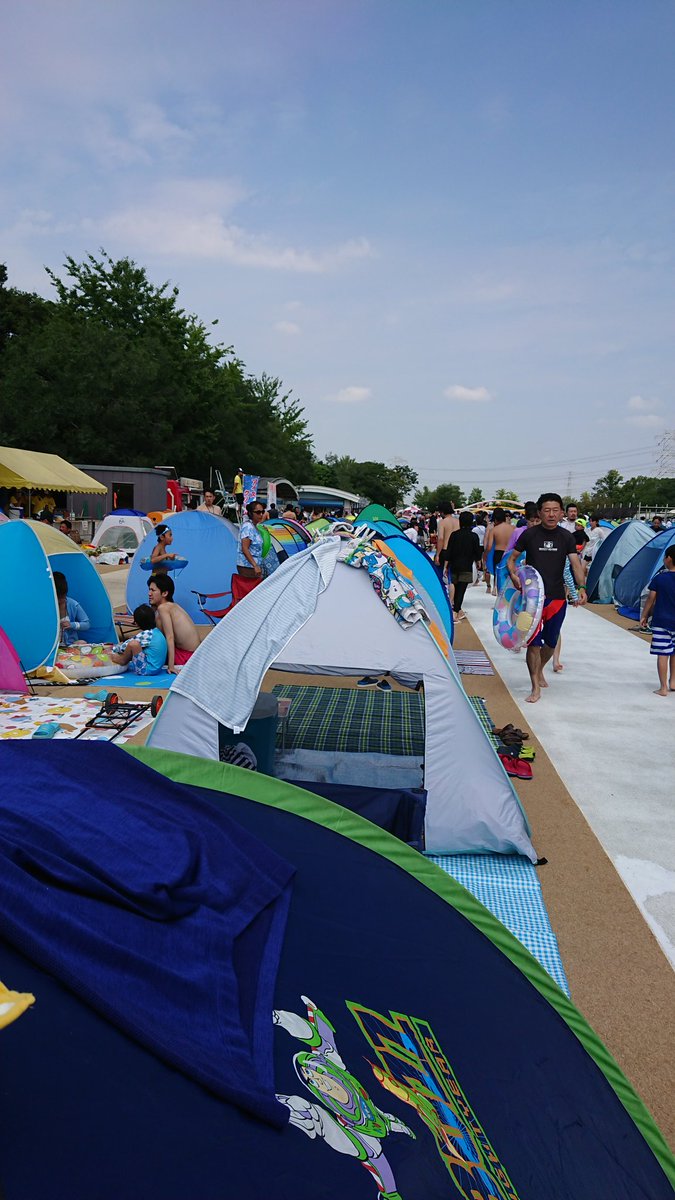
[429,852,570,996]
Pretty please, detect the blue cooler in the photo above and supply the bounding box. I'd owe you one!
[218,692,279,776]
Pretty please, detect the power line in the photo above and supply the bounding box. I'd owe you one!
[416,461,657,483]
[413,443,657,476]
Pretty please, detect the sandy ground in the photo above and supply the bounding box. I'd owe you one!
[90,563,675,1142]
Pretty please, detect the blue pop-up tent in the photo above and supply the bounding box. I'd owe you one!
[0,741,672,1199]
[0,521,116,671]
[126,510,238,624]
[614,529,675,615]
[586,520,655,604]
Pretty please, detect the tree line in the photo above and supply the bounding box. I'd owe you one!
[574,468,675,513]
[0,255,417,510]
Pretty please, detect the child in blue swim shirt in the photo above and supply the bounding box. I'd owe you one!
[111,605,168,675]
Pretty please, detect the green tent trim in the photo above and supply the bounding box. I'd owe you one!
[127,746,674,1186]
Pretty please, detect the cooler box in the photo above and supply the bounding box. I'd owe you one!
[218,692,279,776]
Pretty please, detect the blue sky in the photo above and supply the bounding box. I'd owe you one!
[2,0,674,499]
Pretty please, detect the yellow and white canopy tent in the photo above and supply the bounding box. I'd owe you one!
[0,447,107,496]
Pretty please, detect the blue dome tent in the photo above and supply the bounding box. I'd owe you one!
[614,529,675,617]
[0,740,672,1199]
[126,510,238,624]
[0,521,116,672]
[586,520,655,604]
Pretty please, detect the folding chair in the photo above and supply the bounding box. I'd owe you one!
[191,575,261,625]
[190,589,234,625]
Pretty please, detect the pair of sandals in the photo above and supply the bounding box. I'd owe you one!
[498,753,533,780]
[357,676,392,692]
[493,722,529,744]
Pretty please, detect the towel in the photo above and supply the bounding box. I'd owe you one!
[0,741,294,1127]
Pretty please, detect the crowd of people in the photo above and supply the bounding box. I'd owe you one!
[3,479,673,696]
[404,497,675,702]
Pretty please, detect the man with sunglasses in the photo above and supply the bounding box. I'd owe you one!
[236,500,266,578]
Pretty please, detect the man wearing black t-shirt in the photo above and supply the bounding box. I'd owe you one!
[506,492,587,703]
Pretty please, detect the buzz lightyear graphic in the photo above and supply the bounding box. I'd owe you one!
[274,995,414,1200]
[275,996,521,1200]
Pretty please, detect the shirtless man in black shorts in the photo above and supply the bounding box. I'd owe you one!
[506,492,587,703]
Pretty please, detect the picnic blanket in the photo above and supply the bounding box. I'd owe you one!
[0,693,154,743]
[272,684,424,756]
[430,852,570,996]
[454,649,495,676]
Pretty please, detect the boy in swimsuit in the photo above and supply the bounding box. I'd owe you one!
[150,524,177,566]
[148,573,200,673]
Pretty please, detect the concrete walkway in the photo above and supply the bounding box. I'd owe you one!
[463,587,675,968]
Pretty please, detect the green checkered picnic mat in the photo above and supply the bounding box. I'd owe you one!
[272,684,424,756]
[468,696,500,749]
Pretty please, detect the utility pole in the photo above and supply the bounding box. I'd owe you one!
[566,470,573,498]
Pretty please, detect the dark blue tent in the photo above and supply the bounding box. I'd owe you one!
[614,529,675,612]
[0,742,672,1199]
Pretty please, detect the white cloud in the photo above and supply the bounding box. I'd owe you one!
[626,413,665,428]
[274,320,301,335]
[331,386,372,404]
[96,185,374,273]
[627,394,660,411]
[443,384,493,403]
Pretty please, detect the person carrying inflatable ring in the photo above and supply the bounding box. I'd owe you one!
[505,492,586,704]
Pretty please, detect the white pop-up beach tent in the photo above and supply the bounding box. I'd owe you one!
[148,539,536,860]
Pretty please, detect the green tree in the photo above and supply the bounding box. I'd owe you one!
[0,264,53,354]
[350,461,418,510]
[0,254,315,485]
[467,486,484,504]
[413,482,466,509]
[592,468,624,504]
[493,487,520,504]
[311,456,417,509]
[620,475,675,509]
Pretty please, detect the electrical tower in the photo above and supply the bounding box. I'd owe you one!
[656,430,674,477]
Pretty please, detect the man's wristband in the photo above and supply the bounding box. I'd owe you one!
[577,586,586,593]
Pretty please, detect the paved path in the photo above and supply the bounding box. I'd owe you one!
[463,587,675,968]
[98,565,129,610]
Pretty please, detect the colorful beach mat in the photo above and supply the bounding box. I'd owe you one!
[454,649,495,676]
[0,693,154,742]
[272,684,424,756]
